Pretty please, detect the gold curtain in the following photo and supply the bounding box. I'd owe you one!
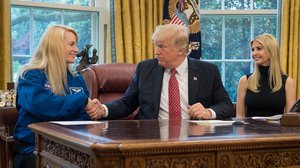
[281,0,300,98]
[114,0,164,63]
[0,0,11,90]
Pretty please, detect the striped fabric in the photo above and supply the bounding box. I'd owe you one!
[170,13,186,26]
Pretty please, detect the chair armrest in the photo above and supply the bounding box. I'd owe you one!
[0,107,18,136]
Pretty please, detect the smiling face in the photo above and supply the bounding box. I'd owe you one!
[251,41,270,66]
[64,30,78,64]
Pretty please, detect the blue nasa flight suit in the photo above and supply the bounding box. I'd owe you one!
[13,69,90,154]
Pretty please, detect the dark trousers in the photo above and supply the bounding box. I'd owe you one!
[13,139,35,168]
[13,152,35,168]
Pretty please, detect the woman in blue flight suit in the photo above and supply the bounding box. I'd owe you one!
[13,25,102,168]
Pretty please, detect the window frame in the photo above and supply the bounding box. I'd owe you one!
[10,0,111,80]
[199,2,280,102]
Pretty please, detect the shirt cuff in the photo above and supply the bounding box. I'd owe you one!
[208,108,216,119]
[102,104,109,117]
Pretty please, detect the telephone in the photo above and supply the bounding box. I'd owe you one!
[289,99,300,112]
[281,99,300,126]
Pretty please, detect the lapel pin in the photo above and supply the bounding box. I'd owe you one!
[193,77,197,80]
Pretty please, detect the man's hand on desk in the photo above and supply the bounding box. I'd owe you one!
[85,98,106,120]
[188,102,213,120]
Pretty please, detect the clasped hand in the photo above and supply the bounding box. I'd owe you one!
[85,98,105,120]
[188,102,212,120]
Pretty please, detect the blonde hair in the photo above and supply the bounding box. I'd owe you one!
[152,24,190,54]
[247,33,284,93]
[18,25,78,96]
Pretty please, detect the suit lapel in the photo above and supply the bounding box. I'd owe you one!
[152,65,164,114]
[188,59,200,105]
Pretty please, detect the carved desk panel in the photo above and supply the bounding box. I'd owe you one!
[29,119,300,168]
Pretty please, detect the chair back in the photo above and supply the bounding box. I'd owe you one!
[81,63,136,103]
[0,82,18,168]
[81,63,137,103]
[81,63,137,119]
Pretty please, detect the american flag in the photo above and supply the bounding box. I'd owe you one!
[163,0,202,59]
[170,13,186,26]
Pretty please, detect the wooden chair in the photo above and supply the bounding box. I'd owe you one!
[0,107,18,168]
[0,82,18,168]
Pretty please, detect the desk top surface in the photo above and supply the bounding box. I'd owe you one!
[29,119,300,146]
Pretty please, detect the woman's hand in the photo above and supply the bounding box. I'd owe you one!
[85,98,105,120]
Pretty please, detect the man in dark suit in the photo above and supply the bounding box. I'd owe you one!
[93,24,234,120]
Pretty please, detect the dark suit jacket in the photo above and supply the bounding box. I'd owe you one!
[105,58,234,120]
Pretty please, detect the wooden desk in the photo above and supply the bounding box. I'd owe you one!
[29,119,300,168]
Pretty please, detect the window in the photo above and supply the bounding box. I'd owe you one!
[11,0,100,80]
[200,0,278,102]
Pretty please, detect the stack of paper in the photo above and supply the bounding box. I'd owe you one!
[189,120,235,126]
[50,121,105,125]
[252,114,282,121]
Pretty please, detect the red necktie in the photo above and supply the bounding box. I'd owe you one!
[169,69,181,119]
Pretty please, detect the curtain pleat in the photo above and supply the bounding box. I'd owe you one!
[0,0,11,90]
[114,0,164,63]
[281,0,300,98]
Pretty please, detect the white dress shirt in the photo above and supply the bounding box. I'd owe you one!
[159,57,189,119]
[158,57,216,119]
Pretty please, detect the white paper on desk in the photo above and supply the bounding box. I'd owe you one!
[252,114,282,121]
[189,120,235,126]
[50,121,104,125]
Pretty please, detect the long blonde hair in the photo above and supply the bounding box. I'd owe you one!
[18,25,78,96]
[247,33,284,93]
